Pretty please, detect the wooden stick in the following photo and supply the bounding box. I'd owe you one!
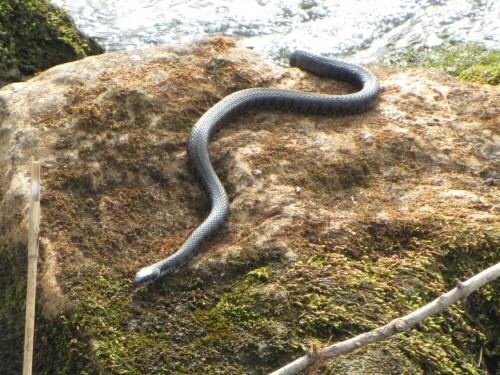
[270,262,500,375]
[23,159,41,375]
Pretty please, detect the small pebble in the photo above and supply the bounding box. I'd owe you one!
[294,186,302,194]
[485,178,495,186]
[130,55,141,62]
[481,130,492,137]
[363,132,374,144]
[253,169,262,177]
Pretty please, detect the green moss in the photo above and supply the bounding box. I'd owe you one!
[35,313,94,374]
[0,0,103,87]
[9,217,495,374]
[188,222,497,374]
[385,41,500,85]
[0,243,94,374]
[0,243,27,374]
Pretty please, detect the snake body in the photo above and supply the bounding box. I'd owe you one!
[134,51,380,285]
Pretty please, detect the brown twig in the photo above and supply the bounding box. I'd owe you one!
[23,159,41,375]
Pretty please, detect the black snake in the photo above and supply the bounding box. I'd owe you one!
[134,51,380,285]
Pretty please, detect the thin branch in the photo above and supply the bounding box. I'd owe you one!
[23,159,41,375]
[270,262,500,375]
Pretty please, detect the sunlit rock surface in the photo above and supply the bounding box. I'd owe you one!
[0,37,498,374]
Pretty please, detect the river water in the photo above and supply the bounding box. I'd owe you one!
[51,0,499,64]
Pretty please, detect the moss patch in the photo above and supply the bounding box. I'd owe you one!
[385,42,500,85]
[0,243,27,374]
[29,221,499,374]
[0,0,103,87]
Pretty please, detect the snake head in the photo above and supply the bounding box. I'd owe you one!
[134,267,161,285]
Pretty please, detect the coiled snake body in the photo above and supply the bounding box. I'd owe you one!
[134,51,380,285]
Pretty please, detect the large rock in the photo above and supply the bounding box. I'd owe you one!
[0,37,498,374]
[0,0,103,87]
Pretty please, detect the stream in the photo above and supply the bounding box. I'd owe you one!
[51,0,500,64]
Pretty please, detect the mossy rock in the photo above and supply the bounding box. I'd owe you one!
[0,0,103,87]
[385,42,500,85]
[0,37,498,374]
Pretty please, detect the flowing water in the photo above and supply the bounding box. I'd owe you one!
[52,0,499,63]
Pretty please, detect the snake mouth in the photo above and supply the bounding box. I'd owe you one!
[134,267,161,285]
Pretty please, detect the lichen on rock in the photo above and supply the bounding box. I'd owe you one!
[0,0,103,87]
[0,36,498,374]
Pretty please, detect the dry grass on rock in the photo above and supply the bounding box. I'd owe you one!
[0,36,498,374]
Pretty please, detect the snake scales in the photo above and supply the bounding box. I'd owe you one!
[134,50,380,285]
